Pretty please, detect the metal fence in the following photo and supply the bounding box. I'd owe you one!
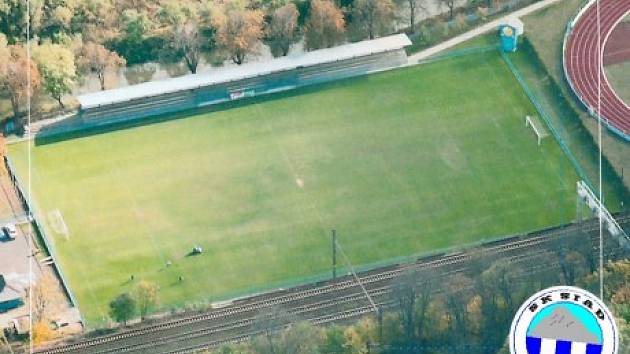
[12,45,603,324]
[500,51,594,190]
[29,46,593,317]
[407,0,539,52]
[3,156,82,315]
[208,210,618,310]
[417,44,499,65]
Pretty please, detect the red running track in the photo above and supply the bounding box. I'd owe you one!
[564,0,630,141]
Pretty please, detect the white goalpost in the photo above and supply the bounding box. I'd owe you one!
[48,209,69,240]
[525,115,548,146]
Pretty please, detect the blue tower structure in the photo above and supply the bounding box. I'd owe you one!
[499,18,524,53]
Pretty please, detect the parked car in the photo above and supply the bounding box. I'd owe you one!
[3,223,17,240]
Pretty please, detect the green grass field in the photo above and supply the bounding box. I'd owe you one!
[9,50,594,326]
[606,62,630,104]
[522,0,630,191]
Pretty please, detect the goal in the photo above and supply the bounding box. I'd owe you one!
[525,115,548,146]
[48,209,69,240]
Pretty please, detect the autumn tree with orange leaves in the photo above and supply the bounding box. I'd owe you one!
[0,35,41,123]
[213,5,264,65]
[304,0,346,51]
[76,42,126,91]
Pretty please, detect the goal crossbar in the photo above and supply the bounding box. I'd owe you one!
[48,209,69,239]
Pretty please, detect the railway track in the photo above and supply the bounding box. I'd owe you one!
[35,215,630,354]
[135,252,558,354]
[168,254,567,354]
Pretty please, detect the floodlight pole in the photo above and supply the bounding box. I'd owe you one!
[332,230,337,280]
[334,236,379,313]
[378,305,383,342]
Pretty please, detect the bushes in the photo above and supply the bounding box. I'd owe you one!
[109,36,165,66]
[406,0,539,55]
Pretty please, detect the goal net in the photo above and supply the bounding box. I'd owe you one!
[525,115,548,146]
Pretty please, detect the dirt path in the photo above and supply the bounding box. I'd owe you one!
[0,174,25,221]
[407,0,563,64]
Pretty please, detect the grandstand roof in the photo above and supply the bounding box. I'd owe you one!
[77,34,412,109]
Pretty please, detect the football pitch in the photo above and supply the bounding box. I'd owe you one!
[9,50,597,325]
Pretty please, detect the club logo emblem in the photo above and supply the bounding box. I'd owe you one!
[510,286,618,354]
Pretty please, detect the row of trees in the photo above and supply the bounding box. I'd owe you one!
[2,0,478,122]
[96,222,627,352]
[0,34,125,122]
[0,0,519,122]
[25,221,617,350]
[204,261,529,354]
[29,273,67,345]
[208,230,630,354]
[208,260,630,354]
[109,281,160,326]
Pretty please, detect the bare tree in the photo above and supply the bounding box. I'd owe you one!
[252,306,295,354]
[483,260,519,313]
[563,251,588,285]
[352,0,394,40]
[440,0,456,21]
[157,0,212,74]
[0,42,41,121]
[76,42,126,90]
[213,7,264,65]
[278,321,323,354]
[266,3,300,57]
[444,273,473,342]
[552,235,588,285]
[173,21,201,73]
[391,268,433,343]
[569,229,598,273]
[470,258,531,353]
[394,270,416,342]
[395,0,427,33]
[30,273,65,324]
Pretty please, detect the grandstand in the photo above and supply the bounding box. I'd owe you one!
[39,34,411,137]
